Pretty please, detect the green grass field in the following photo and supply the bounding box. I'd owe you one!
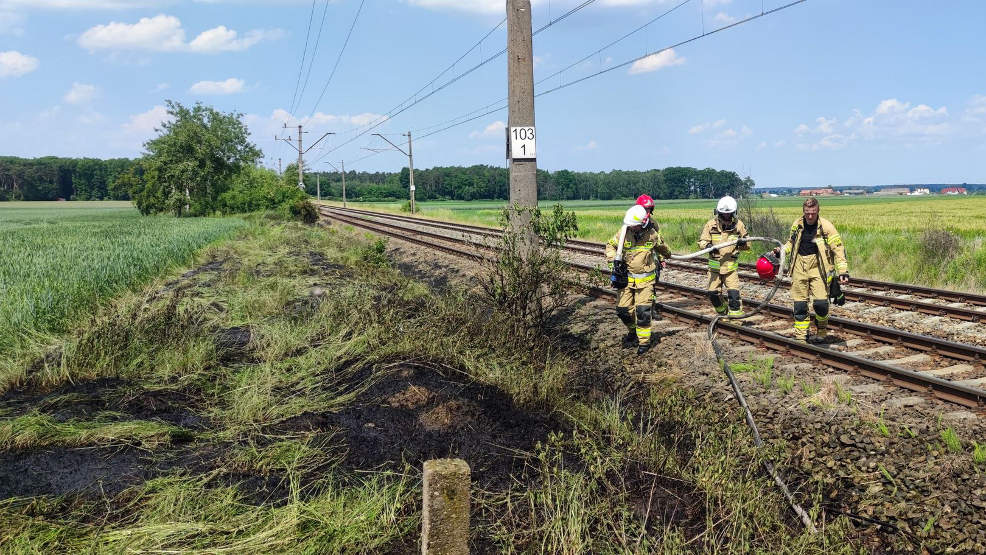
[331,196,986,292]
[0,202,246,352]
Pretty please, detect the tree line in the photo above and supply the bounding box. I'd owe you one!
[304,165,754,202]
[0,156,134,201]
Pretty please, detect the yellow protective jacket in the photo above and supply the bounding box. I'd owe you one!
[782,216,849,276]
[698,218,750,274]
[605,224,673,287]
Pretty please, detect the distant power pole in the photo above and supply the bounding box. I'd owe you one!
[316,173,320,202]
[278,158,282,175]
[277,124,335,191]
[326,161,347,207]
[507,0,538,241]
[371,132,417,213]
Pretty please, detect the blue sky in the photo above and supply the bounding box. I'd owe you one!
[1,0,984,188]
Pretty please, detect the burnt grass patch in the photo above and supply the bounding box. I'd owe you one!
[0,378,208,429]
[271,362,559,490]
[0,446,152,499]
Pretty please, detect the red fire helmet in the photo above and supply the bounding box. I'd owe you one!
[636,194,655,210]
[756,253,779,281]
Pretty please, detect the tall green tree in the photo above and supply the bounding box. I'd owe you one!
[131,100,261,216]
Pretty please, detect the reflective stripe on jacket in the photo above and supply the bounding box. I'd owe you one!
[699,218,749,275]
[605,223,673,280]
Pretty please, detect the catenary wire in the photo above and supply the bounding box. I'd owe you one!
[308,0,367,118]
[311,0,599,162]
[408,0,807,142]
[413,0,691,138]
[296,0,331,115]
[288,0,318,116]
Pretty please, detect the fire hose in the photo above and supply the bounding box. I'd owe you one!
[667,237,819,533]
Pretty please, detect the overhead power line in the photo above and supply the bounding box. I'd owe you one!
[312,0,599,163]
[296,0,331,115]
[413,0,808,141]
[535,0,808,98]
[308,0,367,117]
[288,0,318,115]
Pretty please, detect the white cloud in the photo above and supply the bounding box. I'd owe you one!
[794,97,952,150]
[189,77,245,95]
[77,14,282,53]
[469,120,504,139]
[961,94,986,124]
[0,0,154,7]
[123,105,170,136]
[187,26,283,53]
[756,141,767,150]
[628,48,685,75]
[713,11,736,25]
[153,82,170,92]
[0,50,38,77]
[688,118,726,135]
[576,139,598,151]
[245,109,389,144]
[64,82,97,104]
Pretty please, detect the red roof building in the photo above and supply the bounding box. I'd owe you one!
[941,187,968,195]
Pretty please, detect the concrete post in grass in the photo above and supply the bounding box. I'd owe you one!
[421,458,470,554]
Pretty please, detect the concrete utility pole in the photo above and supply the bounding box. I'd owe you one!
[278,124,335,191]
[326,161,347,208]
[371,132,417,213]
[316,173,320,202]
[278,158,282,176]
[507,0,538,241]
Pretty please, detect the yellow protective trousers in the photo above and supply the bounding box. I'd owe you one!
[616,281,655,346]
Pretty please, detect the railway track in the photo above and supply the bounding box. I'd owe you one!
[322,206,986,412]
[331,206,986,321]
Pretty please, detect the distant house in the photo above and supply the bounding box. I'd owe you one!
[799,188,838,196]
[876,187,911,195]
[842,189,867,196]
[908,188,931,196]
[941,187,968,195]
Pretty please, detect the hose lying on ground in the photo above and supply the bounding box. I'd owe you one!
[666,237,818,534]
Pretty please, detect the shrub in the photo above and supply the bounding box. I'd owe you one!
[399,200,412,213]
[920,227,961,264]
[480,204,580,336]
[739,197,788,247]
[290,200,319,224]
[218,166,307,214]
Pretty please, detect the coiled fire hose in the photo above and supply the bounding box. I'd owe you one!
[668,237,818,534]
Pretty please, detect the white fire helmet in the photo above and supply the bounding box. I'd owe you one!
[623,205,649,226]
[716,195,738,216]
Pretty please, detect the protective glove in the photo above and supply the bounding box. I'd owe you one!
[711,248,720,257]
[839,273,850,284]
[736,238,747,247]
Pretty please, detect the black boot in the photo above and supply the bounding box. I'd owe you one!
[623,330,637,346]
[637,343,651,356]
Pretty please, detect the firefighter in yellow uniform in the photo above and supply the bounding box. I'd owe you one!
[606,205,673,355]
[699,195,750,317]
[775,197,849,342]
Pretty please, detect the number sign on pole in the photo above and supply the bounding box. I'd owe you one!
[507,126,536,160]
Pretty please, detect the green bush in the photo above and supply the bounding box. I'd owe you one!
[218,166,307,214]
[289,200,319,224]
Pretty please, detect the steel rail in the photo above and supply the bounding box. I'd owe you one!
[321,207,986,411]
[325,207,986,361]
[328,206,986,320]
